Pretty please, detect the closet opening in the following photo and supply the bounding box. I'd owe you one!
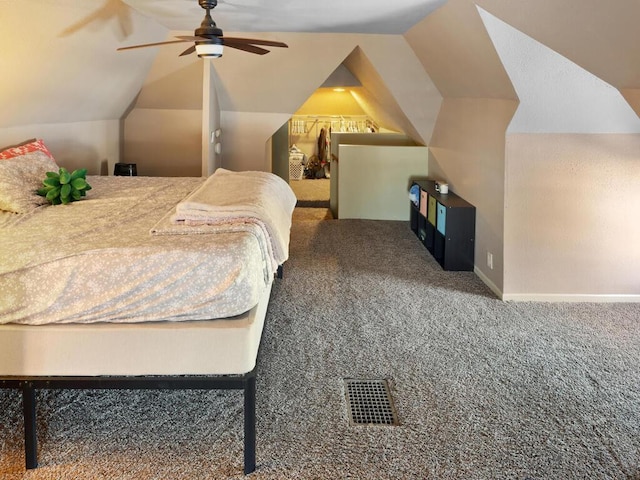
[270,57,422,220]
[280,85,391,211]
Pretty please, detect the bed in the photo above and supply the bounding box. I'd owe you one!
[0,141,297,474]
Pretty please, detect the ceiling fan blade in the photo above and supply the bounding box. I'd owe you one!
[179,45,197,57]
[224,42,270,55]
[223,37,288,48]
[174,35,206,42]
[117,38,191,51]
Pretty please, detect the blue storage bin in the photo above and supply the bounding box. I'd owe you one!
[436,202,446,235]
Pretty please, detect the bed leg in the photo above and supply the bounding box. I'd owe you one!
[243,375,256,475]
[22,384,38,469]
[276,265,283,279]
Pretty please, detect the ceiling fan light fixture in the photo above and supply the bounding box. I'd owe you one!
[196,41,224,58]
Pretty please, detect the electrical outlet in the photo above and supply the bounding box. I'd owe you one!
[487,252,493,270]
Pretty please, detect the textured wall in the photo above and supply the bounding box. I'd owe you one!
[504,134,640,300]
[406,0,640,299]
[478,5,640,299]
[123,109,202,177]
[406,0,518,294]
[121,34,204,176]
[0,121,120,175]
[428,98,517,294]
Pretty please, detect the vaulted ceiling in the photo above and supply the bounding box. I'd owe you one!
[122,0,447,34]
[1,0,639,130]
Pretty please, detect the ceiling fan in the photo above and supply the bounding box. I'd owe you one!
[117,0,288,58]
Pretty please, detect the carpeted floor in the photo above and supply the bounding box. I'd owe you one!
[289,179,329,203]
[1,213,639,479]
[291,178,332,220]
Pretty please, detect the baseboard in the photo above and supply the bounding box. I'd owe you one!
[501,293,640,303]
[473,267,640,303]
[474,266,503,299]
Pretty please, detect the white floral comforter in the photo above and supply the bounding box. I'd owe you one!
[0,175,290,325]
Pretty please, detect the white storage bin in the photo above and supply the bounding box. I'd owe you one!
[289,153,305,180]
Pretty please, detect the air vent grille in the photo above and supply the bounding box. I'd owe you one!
[344,379,399,426]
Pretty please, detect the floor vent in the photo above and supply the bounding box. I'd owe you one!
[344,379,399,426]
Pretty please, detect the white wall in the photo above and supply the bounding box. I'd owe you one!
[336,145,428,220]
[406,0,519,295]
[504,134,640,301]
[408,0,640,300]
[475,0,640,91]
[203,61,221,176]
[428,98,517,296]
[123,109,202,177]
[480,6,640,300]
[343,41,442,145]
[122,36,204,177]
[329,133,419,216]
[0,2,165,176]
[0,121,120,175]
[220,112,292,172]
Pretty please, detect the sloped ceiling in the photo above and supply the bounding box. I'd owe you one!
[0,0,168,128]
[478,7,640,134]
[405,0,516,100]
[207,32,441,142]
[343,46,428,143]
[133,43,203,110]
[2,0,640,132]
[475,0,640,116]
[343,49,408,135]
[122,0,447,33]
[198,31,441,171]
[210,32,357,113]
[475,0,640,90]
[621,89,640,118]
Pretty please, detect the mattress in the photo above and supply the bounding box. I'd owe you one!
[0,175,287,325]
[0,278,272,376]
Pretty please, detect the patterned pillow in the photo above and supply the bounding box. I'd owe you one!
[0,147,60,213]
[0,138,54,160]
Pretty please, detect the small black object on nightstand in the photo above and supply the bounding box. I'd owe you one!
[114,163,137,176]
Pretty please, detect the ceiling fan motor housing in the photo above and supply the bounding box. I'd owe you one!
[197,0,223,38]
[199,0,218,10]
[196,24,223,38]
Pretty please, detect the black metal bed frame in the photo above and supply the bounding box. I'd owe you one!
[0,371,257,475]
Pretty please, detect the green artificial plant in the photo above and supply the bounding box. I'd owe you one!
[37,167,92,205]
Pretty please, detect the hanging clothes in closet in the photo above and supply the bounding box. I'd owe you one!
[317,127,327,163]
[316,127,331,179]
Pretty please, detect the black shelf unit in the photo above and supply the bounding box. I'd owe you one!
[410,180,475,271]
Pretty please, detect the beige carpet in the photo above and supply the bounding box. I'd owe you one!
[289,179,329,202]
[292,208,333,222]
[290,178,331,212]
